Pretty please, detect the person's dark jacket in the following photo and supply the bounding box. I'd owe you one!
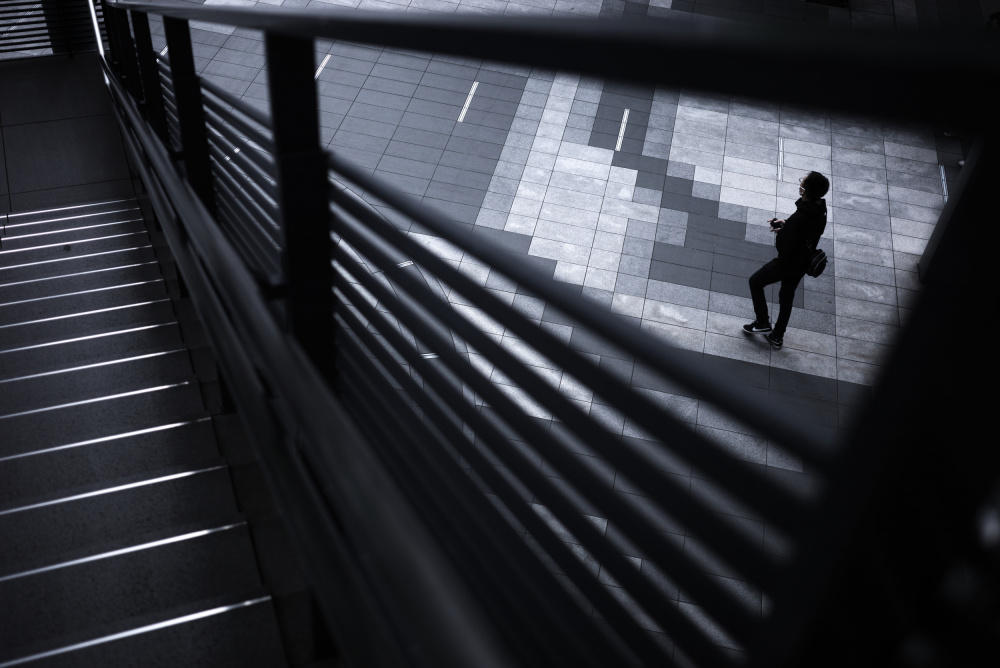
[775,198,827,264]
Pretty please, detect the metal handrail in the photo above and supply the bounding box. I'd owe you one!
[111,0,1000,126]
[101,58,515,668]
[90,0,1000,666]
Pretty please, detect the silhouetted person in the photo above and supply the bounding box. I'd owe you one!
[743,171,829,350]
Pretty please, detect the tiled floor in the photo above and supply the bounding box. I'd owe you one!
[154,0,962,391]
[144,0,974,654]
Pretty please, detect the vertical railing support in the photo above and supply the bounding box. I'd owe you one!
[264,32,336,383]
[101,0,124,70]
[109,6,142,102]
[130,11,168,142]
[163,16,215,214]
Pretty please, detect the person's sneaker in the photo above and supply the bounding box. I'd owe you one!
[743,321,772,334]
[766,333,783,350]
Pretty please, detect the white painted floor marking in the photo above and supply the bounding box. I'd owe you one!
[160,45,168,56]
[315,53,331,80]
[778,137,784,181]
[615,109,630,151]
[940,164,949,203]
[458,81,479,123]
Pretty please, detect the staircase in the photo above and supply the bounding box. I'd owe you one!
[0,199,289,667]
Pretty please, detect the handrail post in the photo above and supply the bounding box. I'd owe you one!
[130,10,168,142]
[162,16,215,214]
[108,6,143,102]
[101,0,124,71]
[264,32,336,383]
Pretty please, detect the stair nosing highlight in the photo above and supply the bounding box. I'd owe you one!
[0,297,171,330]
[0,380,192,421]
[0,594,271,668]
[3,200,136,220]
[0,322,179,355]
[0,261,161,289]
[0,520,242,583]
[4,207,142,231]
[0,245,155,273]
[0,417,211,463]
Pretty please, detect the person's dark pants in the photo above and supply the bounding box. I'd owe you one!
[749,258,805,339]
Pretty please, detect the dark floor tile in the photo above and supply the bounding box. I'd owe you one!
[611,151,642,170]
[432,165,493,190]
[660,191,693,211]
[687,214,744,240]
[704,354,771,389]
[445,135,505,160]
[367,62,424,84]
[688,197,721,217]
[711,254,762,278]
[384,140,444,165]
[424,181,488,207]
[837,379,874,407]
[570,328,634,361]
[391,125,451,150]
[637,171,665,191]
[769,366,838,402]
[419,71,476,94]
[470,227,532,255]
[421,197,480,224]
[475,82,525,104]
[437,152,500,175]
[0,54,110,125]
[376,154,438,180]
[592,132,619,151]
[638,156,669,175]
[3,115,129,194]
[400,110,458,135]
[651,243,713,270]
[663,175,694,196]
[648,261,712,290]
[424,60,478,80]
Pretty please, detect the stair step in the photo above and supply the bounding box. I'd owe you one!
[0,348,195,416]
[0,522,264,661]
[0,229,152,266]
[5,589,288,668]
[2,204,143,236]
[0,382,208,458]
[0,321,184,381]
[0,418,219,508]
[0,299,176,351]
[0,465,239,575]
[1,220,148,251]
[0,260,163,302]
[1,199,140,226]
[0,278,168,324]
[0,245,157,284]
